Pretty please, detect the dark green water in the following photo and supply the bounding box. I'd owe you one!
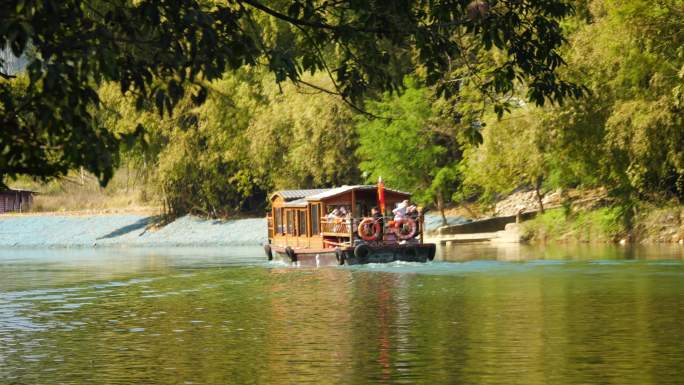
[2,245,684,384]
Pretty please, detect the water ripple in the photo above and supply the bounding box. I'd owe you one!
[1,247,684,384]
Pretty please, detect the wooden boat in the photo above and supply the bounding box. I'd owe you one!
[264,183,436,265]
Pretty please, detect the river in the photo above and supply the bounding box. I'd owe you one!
[2,244,684,384]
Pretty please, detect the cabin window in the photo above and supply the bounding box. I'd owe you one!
[274,208,283,234]
[286,210,294,235]
[311,204,320,235]
[298,210,307,236]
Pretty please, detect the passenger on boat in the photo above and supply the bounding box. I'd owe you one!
[339,206,352,232]
[327,207,340,219]
[371,206,384,235]
[325,207,344,232]
[407,204,419,219]
[392,200,409,222]
[393,200,418,225]
[371,206,383,221]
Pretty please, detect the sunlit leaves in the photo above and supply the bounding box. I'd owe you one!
[0,0,256,185]
[458,0,684,204]
[1,0,581,189]
[356,78,461,207]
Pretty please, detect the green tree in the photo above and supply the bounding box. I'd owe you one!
[546,0,684,201]
[2,0,582,187]
[98,70,360,216]
[357,79,460,223]
[248,74,360,190]
[459,0,684,210]
[152,70,267,215]
[461,107,550,211]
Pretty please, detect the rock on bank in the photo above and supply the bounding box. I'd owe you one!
[0,215,268,248]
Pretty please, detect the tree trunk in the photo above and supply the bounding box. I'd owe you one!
[437,192,447,226]
[125,162,130,193]
[535,175,545,214]
[462,202,477,218]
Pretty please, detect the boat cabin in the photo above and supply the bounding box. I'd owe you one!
[267,185,423,250]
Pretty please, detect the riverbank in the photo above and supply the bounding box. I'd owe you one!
[521,204,684,244]
[432,188,684,245]
[0,214,267,248]
[0,213,460,248]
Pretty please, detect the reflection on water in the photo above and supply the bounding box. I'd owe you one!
[437,242,684,262]
[1,245,684,384]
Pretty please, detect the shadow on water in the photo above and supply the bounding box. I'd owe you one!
[96,217,153,239]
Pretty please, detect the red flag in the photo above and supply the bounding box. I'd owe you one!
[377,177,385,215]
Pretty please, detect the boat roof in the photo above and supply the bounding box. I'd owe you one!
[282,198,309,208]
[271,185,410,203]
[271,189,331,202]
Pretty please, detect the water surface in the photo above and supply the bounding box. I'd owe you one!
[2,245,684,384]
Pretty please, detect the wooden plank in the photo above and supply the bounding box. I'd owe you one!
[321,232,351,237]
[351,189,356,218]
[306,204,312,237]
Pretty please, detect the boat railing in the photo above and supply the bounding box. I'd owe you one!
[319,216,423,240]
[320,217,353,236]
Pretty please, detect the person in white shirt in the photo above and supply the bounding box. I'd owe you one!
[392,200,409,222]
[327,208,340,219]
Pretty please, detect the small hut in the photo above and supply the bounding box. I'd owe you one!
[0,189,34,214]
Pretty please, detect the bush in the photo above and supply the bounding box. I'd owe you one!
[523,206,627,243]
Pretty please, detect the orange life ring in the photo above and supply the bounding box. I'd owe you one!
[357,218,382,241]
[396,218,417,240]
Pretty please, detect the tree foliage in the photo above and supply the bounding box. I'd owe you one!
[248,75,360,190]
[461,0,684,205]
[1,0,581,187]
[11,0,681,217]
[96,70,361,216]
[461,107,549,201]
[356,78,461,222]
[548,0,684,200]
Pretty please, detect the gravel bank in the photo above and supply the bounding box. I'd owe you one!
[0,215,267,248]
[0,213,464,248]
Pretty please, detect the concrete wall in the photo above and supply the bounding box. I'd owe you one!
[437,212,537,235]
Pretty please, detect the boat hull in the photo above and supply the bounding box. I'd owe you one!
[268,243,436,266]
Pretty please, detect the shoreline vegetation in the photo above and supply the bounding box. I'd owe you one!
[4,2,683,247]
[456,188,684,245]
[521,205,684,245]
[6,177,683,246]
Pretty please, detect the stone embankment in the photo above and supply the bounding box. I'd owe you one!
[429,188,613,245]
[494,188,610,216]
[0,213,455,248]
[634,207,684,244]
[434,189,684,245]
[425,215,529,245]
[0,215,267,248]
